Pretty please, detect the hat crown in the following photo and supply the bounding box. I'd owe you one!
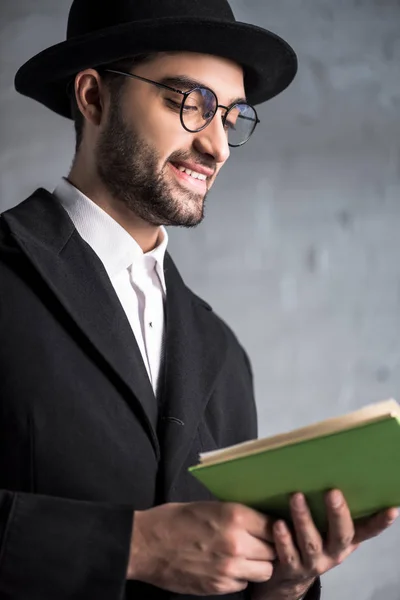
[67,0,236,39]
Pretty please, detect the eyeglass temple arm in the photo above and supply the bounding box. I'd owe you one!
[103,69,187,96]
[239,115,260,123]
[219,108,259,124]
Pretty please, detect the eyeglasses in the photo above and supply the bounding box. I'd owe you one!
[103,68,260,147]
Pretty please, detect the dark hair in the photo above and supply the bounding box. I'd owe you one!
[70,54,156,154]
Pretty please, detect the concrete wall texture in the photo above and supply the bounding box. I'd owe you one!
[0,1,399,598]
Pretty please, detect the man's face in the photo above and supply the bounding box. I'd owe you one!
[95,52,245,227]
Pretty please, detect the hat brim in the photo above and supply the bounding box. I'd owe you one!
[15,16,297,118]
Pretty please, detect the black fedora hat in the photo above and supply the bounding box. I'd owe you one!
[14,0,298,119]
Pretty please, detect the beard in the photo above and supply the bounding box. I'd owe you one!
[95,101,212,228]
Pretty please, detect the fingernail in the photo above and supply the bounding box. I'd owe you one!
[291,493,305,509]
[330,490,343,508]
[387,509,399,524]
[275,520,287,534]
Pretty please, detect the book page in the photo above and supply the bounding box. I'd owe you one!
[198,399,400,467]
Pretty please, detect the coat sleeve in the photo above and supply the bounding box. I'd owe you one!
[246,578,322,600]
[240,346,258,440]
[303,578,322,600]
[0,490,133,600]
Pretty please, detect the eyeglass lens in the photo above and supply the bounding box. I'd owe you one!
[182,88,257,146]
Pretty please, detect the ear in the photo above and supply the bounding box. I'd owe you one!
[73,68,105,127]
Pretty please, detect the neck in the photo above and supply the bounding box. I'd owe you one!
[68,156,162,253]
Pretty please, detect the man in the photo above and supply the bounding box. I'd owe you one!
[0,0,397,599]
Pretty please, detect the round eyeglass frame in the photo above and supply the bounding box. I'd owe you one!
[102,68,260,147]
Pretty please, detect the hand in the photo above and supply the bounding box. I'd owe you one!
[127,501,277,595]
[252,490,399,600]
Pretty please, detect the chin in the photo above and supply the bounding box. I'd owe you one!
[172,205,205,228]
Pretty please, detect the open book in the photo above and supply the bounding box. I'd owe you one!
[189,399,400,531]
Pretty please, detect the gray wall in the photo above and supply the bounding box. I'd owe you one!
[1,1,400,598]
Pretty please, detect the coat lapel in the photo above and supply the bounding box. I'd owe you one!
[159,254,228,497]
[2,189,160,457]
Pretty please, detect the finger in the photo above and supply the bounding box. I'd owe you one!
[207,576,249,596]
[225,503,275,542]
[273,519,302,573]
[353,507,399,545]
[325,490,355,557]
[242,533,277,561]
[230,558,274,583]
[290,493,324,571]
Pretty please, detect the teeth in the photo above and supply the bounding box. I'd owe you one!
[177,165,207,181]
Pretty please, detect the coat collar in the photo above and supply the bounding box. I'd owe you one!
[2,188,160,457]
[54,177,168,291]
[2,188,229,490]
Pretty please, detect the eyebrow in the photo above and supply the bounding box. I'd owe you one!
[159,75,248,105]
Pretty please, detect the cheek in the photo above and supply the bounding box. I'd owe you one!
[124,96,196,165]
[147,124,194,165]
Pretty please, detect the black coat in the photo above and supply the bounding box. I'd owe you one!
[0,189,321,600]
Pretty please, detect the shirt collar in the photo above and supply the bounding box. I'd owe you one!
[53,177,168,293]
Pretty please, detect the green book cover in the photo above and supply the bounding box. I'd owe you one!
[189,399,400,532]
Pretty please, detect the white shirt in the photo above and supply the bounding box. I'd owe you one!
[54,177,168,397]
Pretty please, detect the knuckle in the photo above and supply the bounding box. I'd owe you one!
[221,534,243,557]
[210,578,230,595]
[339,536,352,549]
[224,503,245,527]
[210,576,246,595]
[333,532,354,550]
[281,552,297,567]
[331,502,345,515]
[304,562,322,578]
[304,540,322,555]
[215,557,237,579]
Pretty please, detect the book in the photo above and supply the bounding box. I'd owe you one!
[189,399,400,532]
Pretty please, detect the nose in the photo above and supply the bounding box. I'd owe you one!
[192,110,230,165]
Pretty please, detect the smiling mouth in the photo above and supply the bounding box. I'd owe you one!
[169,162,210,191]
[172,164,208,181]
